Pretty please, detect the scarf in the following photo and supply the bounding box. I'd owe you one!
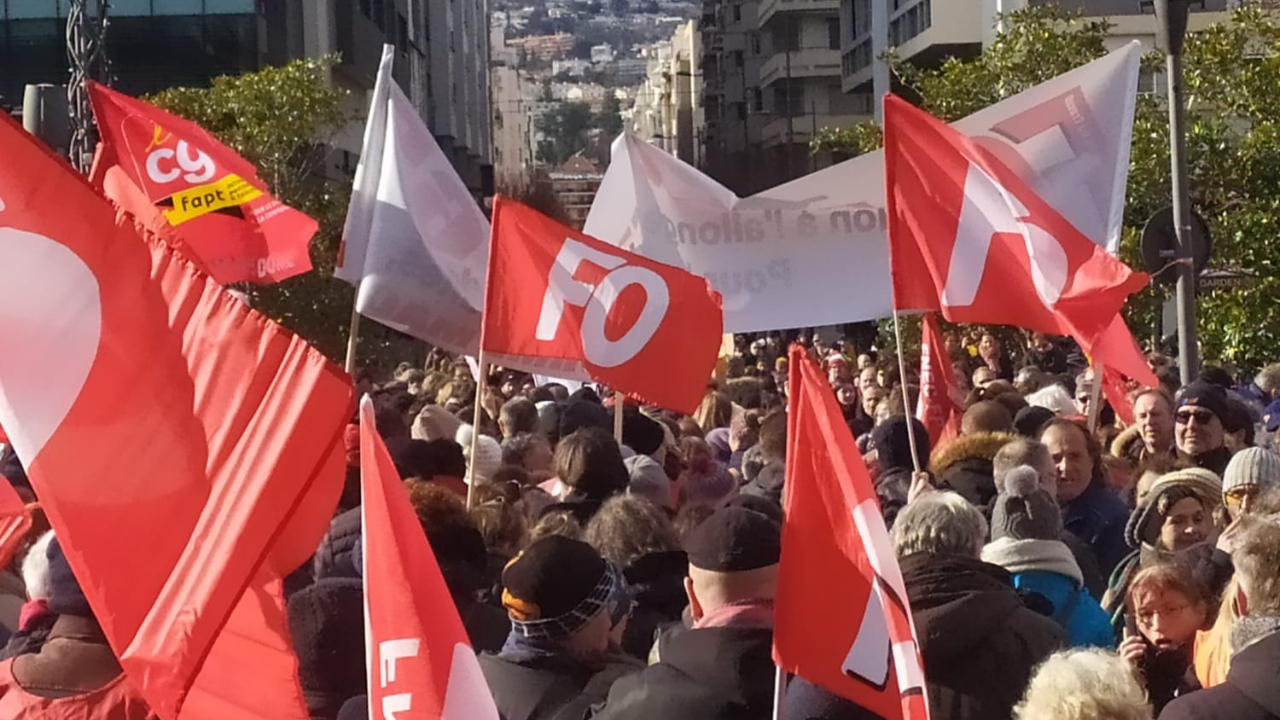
[981,537,1084,587]
[693,598,774,631]
[1231,615,1280,655]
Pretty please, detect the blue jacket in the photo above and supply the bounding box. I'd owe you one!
[1010,570,1115,649]
[1062,479,1130,576]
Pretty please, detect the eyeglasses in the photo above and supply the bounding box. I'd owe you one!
[1225,486,1257,509]
[1136,603,1193,627]
[1176,409,1214,425]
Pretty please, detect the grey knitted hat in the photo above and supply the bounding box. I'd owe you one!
[990,466,1062,542]
[1222,447,1280,495]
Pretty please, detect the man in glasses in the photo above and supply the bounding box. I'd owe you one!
[1173,381,1235,477]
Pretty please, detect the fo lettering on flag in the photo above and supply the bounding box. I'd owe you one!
[775,345,929,720]
[884,93,1152,382]
[359,396,499,720]
[88,81,317,285]
[0,108,351,720]
[481,197,723,415]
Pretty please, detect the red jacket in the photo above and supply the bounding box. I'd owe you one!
[0,658,154,720]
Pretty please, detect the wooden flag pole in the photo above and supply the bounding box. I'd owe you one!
[466,353,489,509]
[892,307,924,474]
[613,391,625,443]
[343,301,362,375]
[1087,363,1104,434]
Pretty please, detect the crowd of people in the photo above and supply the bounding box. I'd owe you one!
[1,328,1280,720]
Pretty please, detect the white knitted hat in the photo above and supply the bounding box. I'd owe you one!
[1223,447,1280,495]
[456,424,503,485]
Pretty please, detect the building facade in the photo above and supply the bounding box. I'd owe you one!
[629,20,703,166]
[1,0,492,197]
[698,0,768,195]
[549,153,604,230]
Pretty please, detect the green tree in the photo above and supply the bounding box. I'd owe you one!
[537,101,595,165]
[597,93,624,138]
[820,5,1280,367]
[147,56,420,366]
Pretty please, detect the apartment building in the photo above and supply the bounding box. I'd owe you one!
[549,152,605,230]
[697,0,769,194]
[630,20,703,165]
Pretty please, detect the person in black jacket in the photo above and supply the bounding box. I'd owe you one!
[893,491,1066,720]
[589,506,783,720]
[1160,513,1280,720]
[478,536,642,720]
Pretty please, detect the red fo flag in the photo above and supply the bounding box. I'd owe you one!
[775,345,929,720]
[88,81,317,285]
[482,196,722,414]
[916,313,962,449]
[359,397,499,720]
[884,93,1148,368]
[0,110,352,719]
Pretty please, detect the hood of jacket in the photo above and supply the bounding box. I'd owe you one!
[1111,424,1145,461]
[929,432,1015,508]
[899,553,1028,663]
[659,624,776,711]
[928,432,1016,476]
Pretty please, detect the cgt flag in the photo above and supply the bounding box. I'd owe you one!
[884,93,1149,371]
[88,81,317,285]
[359,396,500,720]
[917,313,962,449]
[775,345,929,720]
[482,196,722,415]
[0,108,352,719]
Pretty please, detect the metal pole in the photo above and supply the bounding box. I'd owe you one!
[66,0,109,174]
[1167,50,1199,384]
[784,32,793,181]
[1155,0,1198,384]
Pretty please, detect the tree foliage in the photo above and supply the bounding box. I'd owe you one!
[820,4,1280,368]
[147,56,421,367]
[537,101,596,165]
[597,93,625,138]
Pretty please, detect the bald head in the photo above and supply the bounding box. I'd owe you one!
[685,564,779,621]
[962,400,1014,436]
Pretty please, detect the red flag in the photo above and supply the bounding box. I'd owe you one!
[1101,367,1136,426]
[0,480,31,570]
[482,196,722,414]
[88,81,317,285]
[775,345,929,720]
[359,397,500,720]
[884,93,1148,370]
[0,109,352,718]
[916,313,962,448]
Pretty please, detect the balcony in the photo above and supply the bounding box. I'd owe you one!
[761,109,871,147]
[760,47,842,87]
[758,0,840,28]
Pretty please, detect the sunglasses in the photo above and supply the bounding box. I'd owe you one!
[1225,486,1256,508]
[1176,409,1214,425]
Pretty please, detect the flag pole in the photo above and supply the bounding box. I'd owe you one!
[892,307,924,473]
[466,353,489,509]
[344,300,362,375]
[771,665,786,720]
[1087,362,1104,434]
[613,391,625,443]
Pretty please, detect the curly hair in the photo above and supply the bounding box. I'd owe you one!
[1014,649,1152,720]
[583,495,681,569]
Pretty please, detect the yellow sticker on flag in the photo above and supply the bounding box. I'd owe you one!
[163,174,263,226]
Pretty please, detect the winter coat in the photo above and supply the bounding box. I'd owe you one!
[1179,446,1233,479]
[742,462,785,506]
[1061,477,1131,577]
[620,551,688,661]
[1134,639,1199,715]
[981,537,1115,649]
[928,432,1017,513]
[873,468,913,531]
[1111,425,1171,470]
[900,553,1066,720]
[0,616,155,719]
[1162,627,1280,720]
[590,626,775,720]
[783,676,884,720]
[313,507,362,581]
[478,641,643,720]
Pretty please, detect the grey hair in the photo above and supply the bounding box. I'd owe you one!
[1256,363,1280,395]
[1014,648,1152,720]
[993,439,1052,493]
[1230,512,1280,617]
[892,491,988,559]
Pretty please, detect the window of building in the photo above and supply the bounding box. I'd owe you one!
[153,0,202,14]
[752,87,764,113]
[733,50,744,68]
[733,2,742,21]
[735,101,746,120]
[828,17,841,50]
[358,0,373,20]
[202,0,256,13]
[372,0,386,30]
[397,13,409,51]
[751,32,761,55]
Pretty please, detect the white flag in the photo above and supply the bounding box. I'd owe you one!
[584,43,1140,333]
[336,45,488,356]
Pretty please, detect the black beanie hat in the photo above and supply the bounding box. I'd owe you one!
[559,400,612,438]
[502,535,608,623]
[1175,381,1229,422]
[686,506,781,572]
[871,416,930,474]
[622,411,665,456]
[287,578,367,719]
[1013,406,1055,439]
[46,537,93,618]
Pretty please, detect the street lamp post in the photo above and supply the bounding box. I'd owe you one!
[1154,0,1199,384]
